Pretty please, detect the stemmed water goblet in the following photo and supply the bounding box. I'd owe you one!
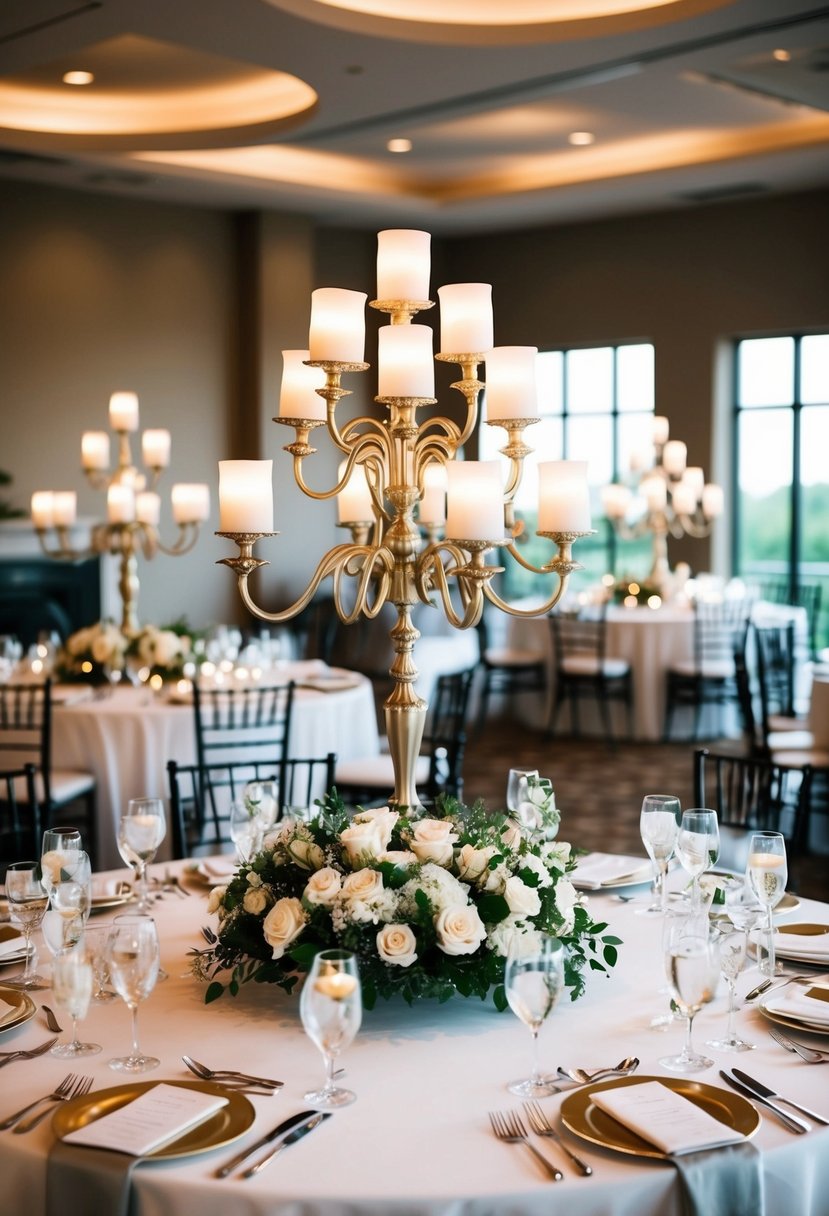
[637,794,681,916]
[243,779,280,836]
[506,768,540,837]
[83,925,118,1003]
[724,877,765,967]
[659,913,721,1073]
[50,945,101,1057]
[706,924,755,1052]
[300,950,362,1108]
[229,800,262,863]
[49,850,92,947]
[106,913,160,1072]
[118,798,166,913]
[5,861,49,989]
[746,832,788,978]
[40,827,83,905]
[676,809,719,913]
[504,934,565,1097]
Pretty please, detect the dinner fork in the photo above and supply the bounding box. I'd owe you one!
[769,1028,829,1063]
[0,1073,81,1130]
[0,1038,58,1068]
[13,1075,94,1133]
[523,1101,593,1176]
[488,1111,563,1181]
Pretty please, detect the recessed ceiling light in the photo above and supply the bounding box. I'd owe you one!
[568,130,595,146]
[62,70,94,86]
[772,48,791,62]
[387,137,412,153]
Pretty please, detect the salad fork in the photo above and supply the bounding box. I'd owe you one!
[0,1073,80,1130]
[0,1038,58,1067]
[523,1101,593,1175]
[489,1110,563,1181]
[769,1028,829,1063]
[13,1075,94,1133]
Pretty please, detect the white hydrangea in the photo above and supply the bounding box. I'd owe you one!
[398,863,469,917]
[486,915,542,959]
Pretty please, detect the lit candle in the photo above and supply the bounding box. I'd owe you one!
[107,483,136,523]
[682,466,705,496]
[52,491,77,527]
[437,284,493,355]
[31,491,55,529]
[337,461,374,524]
[314,972,358,1000]
[652,415,670,446]
[219,461,273,532]
[641,475,667,510]
[142,429,171,469]
[136,491,161,526]
[662,439,687,475]
[419,464,447,526]
[377,325,434,398]
[538,461,591,533]
[109,391,139,433]
[172,483,210,524]
[485,346,538,420]
[445,461,504,542]
[81,431,110,470]
[308,288,366,363]
[671,482,697,516]
[278,350,327,421]
[601,483,631,520]
[376,229,431,300]
[702,483,724,518]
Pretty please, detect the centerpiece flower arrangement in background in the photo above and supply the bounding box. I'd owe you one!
[126,619,199,683]
[192,786,620,1010]
[56,619,129,684]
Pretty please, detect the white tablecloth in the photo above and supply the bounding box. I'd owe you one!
[1,864,827,1215]
[52,667,380,868]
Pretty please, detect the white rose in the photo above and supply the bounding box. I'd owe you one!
[456,843,498,884]
[352,807,399,851]
[555,877,578,917]
[340,819,386,866]
[500,818,524,850]
[380,850,417,869]
[153,630,182,668]
[434,904,487,956]
[303,867,342,906]
[243,887,269,915]
[287,836,325,871]
[376,923,417,968]
[520,852,553,889]
[207,884,227,914]
[542,841,571,872]
[409,819,458,867]
[262,897,306,959]
[504,875,542,917]
[480,862,509,894]
[246,872,263,888]
[342,869,385,900]
[487,915,542,959]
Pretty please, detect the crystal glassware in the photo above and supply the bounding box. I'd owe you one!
[746,831,788,978]
[706,924,754,1052]
[50,945,101,1057]
[83,925,118,1003]
[40,827,83,903]
[49,850,92,944]
[660,913,721,1073]
[5,861,49,989]
[300,950,362,1108]
[243,779,280,835]
[724,876,765,964]
[229,799,262,863]
[106,913,161,1072]
[506,768,540,837]
[117,797,166,913]
[676,809,719,913]
[504,934,565,1097]
[637,794,681,916]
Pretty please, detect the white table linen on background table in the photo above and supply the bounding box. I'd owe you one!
[51,667,380,868]
[1,863,827,1216]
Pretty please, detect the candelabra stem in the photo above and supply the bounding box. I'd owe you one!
[648,526,671,591]
[119,539,140,635]
[384,601,427,810]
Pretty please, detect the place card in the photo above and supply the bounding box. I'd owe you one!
[592,1081,745,1156]
[63,1084,229,1156]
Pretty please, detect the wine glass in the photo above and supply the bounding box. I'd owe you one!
[638,794,681,916]
[50,945,101,1057]
[5,861,48,989]
[229,800,261,863]
[243,779,280,836]
[504,934,565,1097]
[82,925,118,1003]
[506,768,540,837]
[724,877,765,966]
[40,827,83,903]
[300,950,362,1108]
[706,924,755,1052]
[746,832,787,978]
[676,809,719,913]
[660,913,721,1073]
[118,798,166,913]
[106,913,160,1072]
[50,850,92,944]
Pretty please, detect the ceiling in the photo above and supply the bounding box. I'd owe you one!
[0,0,828,231]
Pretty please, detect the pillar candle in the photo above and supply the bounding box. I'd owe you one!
[420,464,447,526]
[662,439,687,475]
[601,482,631,520]
[107,483,136,523]
[641,475,667,510]
[538,461,591,532]
[337,461,374,524]
[172,483,210,524]
[652,415,670,446]
[109,391,139,433]
[671,482,697,516]
[309,289,366,362]
[136,491,161,526]
[142,429,171,468]
[437,284,493,355]
[702,483,724,518]
[445,461,504,542]
[682,466,705,496]
[219,461,272,532]
[81,431,110,470]
[52,491,77,527]
[377,230,431,300]
[278,350,327,420]
[485,346,538,420]
[31,491,55,529]
[377,325,434,397]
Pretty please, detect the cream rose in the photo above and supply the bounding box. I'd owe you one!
[243,887,270,915]
[434,904,487,956]
[206,884,227,914]
[340,820,386,866]
[456,843,498,884]
[500,818,524,850]
[303,867,342,907]
[262,897,306,959]
[287,836,325,872]
[342,869,385,901]
[409,819,458,867]
[40,850,67,884]
[380,850,417,868]
[352,807,399,851]
[504,875,542,917]
[376,924,417,968]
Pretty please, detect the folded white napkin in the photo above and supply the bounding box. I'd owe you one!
[592,1081,746,1156]
[0,995,20,1027]
[0,931,24,959]
[765,983,829,1026]
[572,853,651,889]
[200,857,237,880]
[774,926,829,961]
[62,1083,228,1157]
[91,879,128,900]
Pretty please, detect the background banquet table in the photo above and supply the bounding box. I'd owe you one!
[51,664,380,868]
[1,863,827,1216]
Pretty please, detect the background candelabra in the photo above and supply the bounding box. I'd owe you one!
[216,229,594,809]
[601,414,723,594]
[32,391,210,634]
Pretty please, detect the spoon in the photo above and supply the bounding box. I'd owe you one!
[558,1055,640,1084]
[181,1055,283,1088]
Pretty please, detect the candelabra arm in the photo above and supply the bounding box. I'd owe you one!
[33,528,95,562]
[675,511,713,540]
[153,522,200,557]
[500,537,553,576]
[415,541,490,629]
[83,469,111,493]
[608,514,651,542]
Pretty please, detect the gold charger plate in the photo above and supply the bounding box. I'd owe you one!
[0,984,37,1034]
[52,1079,255,1160]
[560,1075,759,1159]
[89,889,133,913]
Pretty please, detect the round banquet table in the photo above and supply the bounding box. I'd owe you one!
[51,664,380,868]
[1,863,826,1216]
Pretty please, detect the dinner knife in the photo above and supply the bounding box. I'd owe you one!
[718,1071,811,1134]
[213,1109,319,1178]
[731,1068,829,1126]
[242,1111,330,1178]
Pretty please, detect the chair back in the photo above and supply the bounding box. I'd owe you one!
[0,762,40,875]
[549,604,608,672]
[0,681,53,809]
[691,598,750,673]
[423,667,475,802]
[754,620,797,723]
[733,648,763,754]
[192,681,295,768]
[760,580,822,659]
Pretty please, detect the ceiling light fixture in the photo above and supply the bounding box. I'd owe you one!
[62,70,94,86]
[772,49,791,62]
[387,137,412,153]
[568,130,595,146]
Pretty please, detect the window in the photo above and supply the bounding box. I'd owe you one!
[479,342,655,596]
[734,333,829,651]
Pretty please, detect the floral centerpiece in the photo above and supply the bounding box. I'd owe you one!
[192,786,620,1010]
[56,620,129,684]
[126,620,199,682]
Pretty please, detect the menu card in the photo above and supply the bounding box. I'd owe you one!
[572,853,651,890]
[63,1084,228,1156]
[592,1081,745,1156]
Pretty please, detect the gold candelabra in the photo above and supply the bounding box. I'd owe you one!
[601,415,723,592]
[32,392,210,634]
[216,230,594,809]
